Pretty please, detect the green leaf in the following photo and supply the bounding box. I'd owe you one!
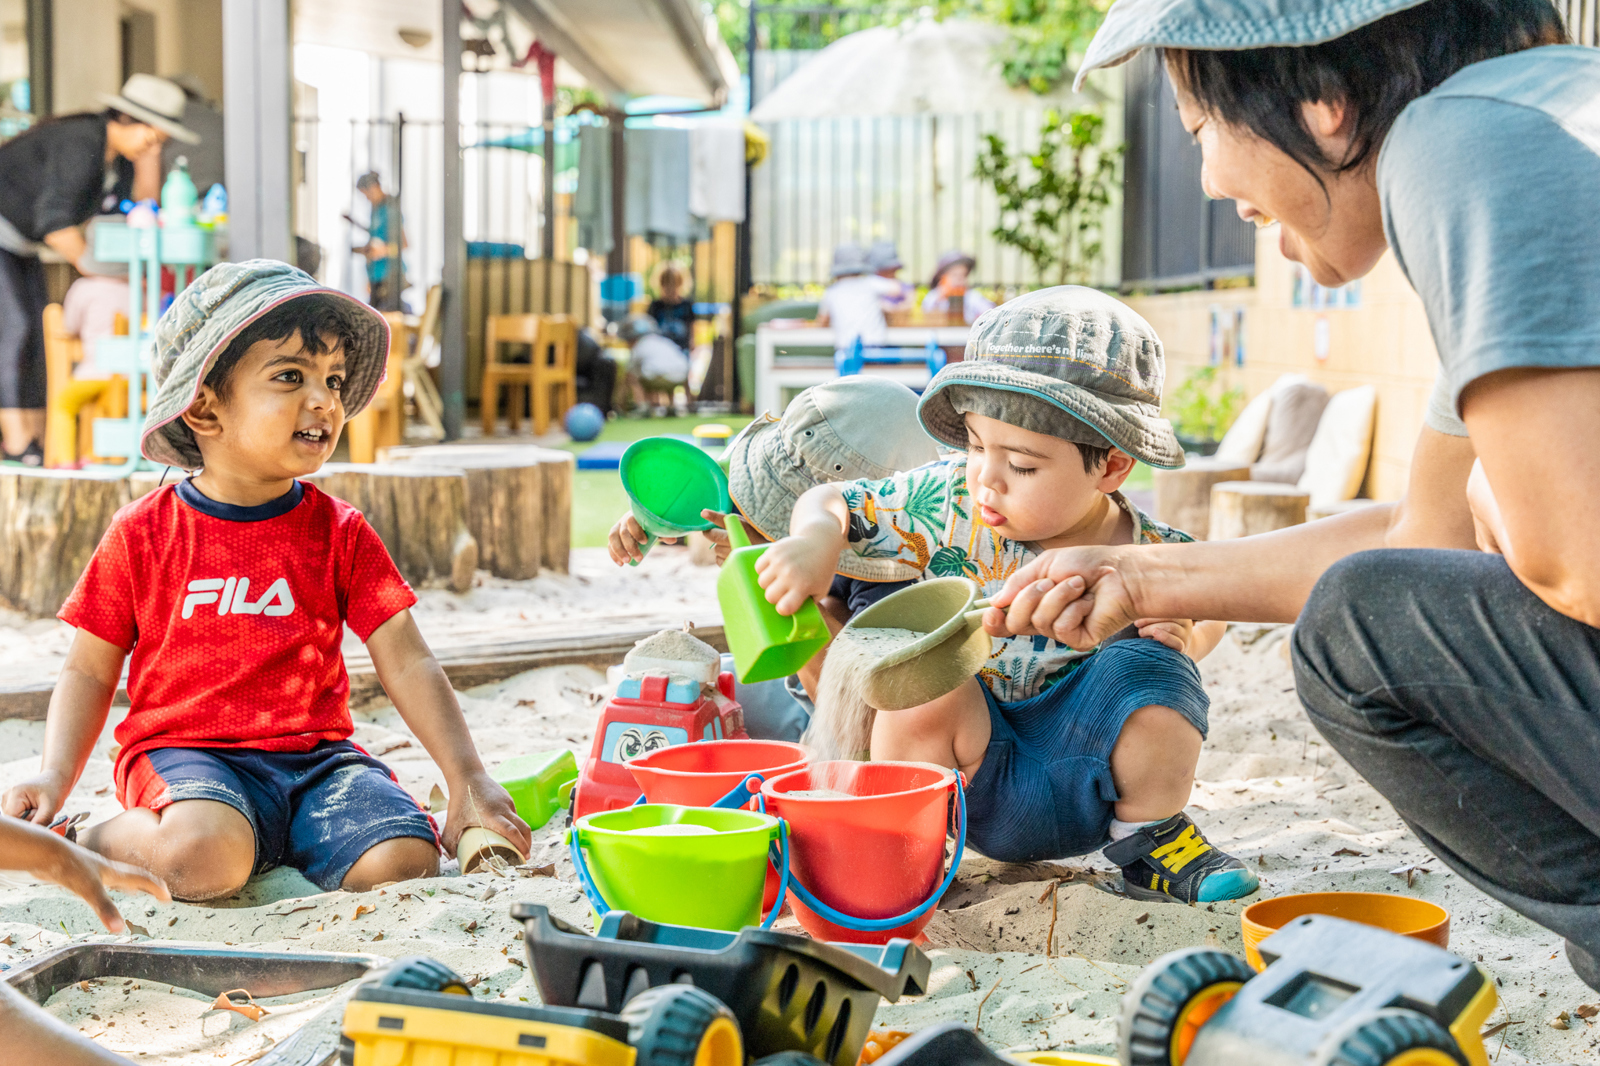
[928,546,973,578]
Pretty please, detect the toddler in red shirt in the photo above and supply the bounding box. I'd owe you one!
[1,260,530,900]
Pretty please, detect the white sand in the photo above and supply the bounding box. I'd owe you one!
[1,619,1595,1064]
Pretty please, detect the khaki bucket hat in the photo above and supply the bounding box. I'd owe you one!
[141,259,390,469]
[918,284,1184,469]
[1074,0,1431,90]
[726,377,939,579]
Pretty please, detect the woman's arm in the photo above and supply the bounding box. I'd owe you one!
[1460,366,1600,626]
[984,427,1478,647]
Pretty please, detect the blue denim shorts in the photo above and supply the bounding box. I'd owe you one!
[138,741,439,891]
[964,639,1209,863]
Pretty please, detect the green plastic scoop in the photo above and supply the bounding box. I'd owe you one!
[843,577,998,710]
[717,519,829,684]
[619,437,732,565]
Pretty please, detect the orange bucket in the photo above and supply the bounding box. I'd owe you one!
[761,761,962,945]
[626,740,809,807]
[1241,892,1450,971]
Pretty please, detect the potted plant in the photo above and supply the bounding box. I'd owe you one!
[1167,366,1244,456]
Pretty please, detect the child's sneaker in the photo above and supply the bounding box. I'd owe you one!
[1103,813,1258,904]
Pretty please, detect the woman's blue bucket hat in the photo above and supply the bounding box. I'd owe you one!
[1074,0,1433,90]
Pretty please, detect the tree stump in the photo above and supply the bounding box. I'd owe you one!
[1208,481,1310,540]
[305,464,478,592]
[385,444,572,574]
[1151,459,1252,540]
[0,471,132,617]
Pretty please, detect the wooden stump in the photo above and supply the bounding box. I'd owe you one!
[305,464,478,592]
[1208,481,1310,541]
[385,444,572,574]
[1151,459,1252,540]
[0,471,132,617]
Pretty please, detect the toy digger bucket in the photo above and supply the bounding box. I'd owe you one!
[844,577,994,710]
[619,437,732,565]
[717,518,828,684]
[567,803,788,932]
[761,761,965,945]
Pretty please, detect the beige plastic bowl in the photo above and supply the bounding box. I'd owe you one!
[845,577,994,710]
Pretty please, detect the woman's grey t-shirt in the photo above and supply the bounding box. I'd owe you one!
[1378,45,1600,438]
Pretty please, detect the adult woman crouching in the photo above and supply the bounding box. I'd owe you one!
[981,0,1600,988]
[0,74,198,464]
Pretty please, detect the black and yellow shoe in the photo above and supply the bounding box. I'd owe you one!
[1103,813,1259,904]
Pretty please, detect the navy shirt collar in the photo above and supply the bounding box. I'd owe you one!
[177,478,304,522]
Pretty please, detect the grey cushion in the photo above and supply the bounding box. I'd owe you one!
[1251,378,1328,484]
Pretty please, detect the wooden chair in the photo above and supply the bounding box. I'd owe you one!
[530,314,578,436]
[43,304,129,468]
[345,311,408,463]
[481,313,542,436]
[405,284,445,439]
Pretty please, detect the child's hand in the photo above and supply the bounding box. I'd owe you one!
[1135,618,1194,654]
[441,771,532,859]
[608,510,669,565]
[2,769,71,824]
[2,818,170,933]
[754,530,838,616]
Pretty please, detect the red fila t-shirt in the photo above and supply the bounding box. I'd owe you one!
[59,480,417,799]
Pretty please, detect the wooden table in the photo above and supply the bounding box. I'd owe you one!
[753,323,970,414]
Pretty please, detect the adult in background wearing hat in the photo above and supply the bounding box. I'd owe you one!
[922,250,995,325]
[617,314,689,416]
[866,239,913,310]
[984,0,1600,988]
[0,74,199,465]
[817,243,898,371]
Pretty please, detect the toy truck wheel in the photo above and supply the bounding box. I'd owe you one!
[1120,948,1255,1066]
[1318,1009,1466,1066]
[376,955,472,995]
[621,984,744,1066]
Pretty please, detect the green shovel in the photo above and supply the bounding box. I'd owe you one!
[717,518,829,684]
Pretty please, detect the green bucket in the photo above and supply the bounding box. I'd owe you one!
[619,437,732,565]
[567,804,780,930]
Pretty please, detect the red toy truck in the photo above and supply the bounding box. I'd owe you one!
[572,671,748,821]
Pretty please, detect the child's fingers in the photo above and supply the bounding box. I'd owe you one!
[96,857,172,903]
[699,509,727,529]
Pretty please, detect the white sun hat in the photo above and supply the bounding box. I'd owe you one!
[98,74,202,145]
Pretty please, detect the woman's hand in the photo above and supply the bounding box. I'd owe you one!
[983,546,1140,649]
[1466,459,1507,555]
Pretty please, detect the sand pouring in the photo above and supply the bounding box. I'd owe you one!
[839,577,996,710]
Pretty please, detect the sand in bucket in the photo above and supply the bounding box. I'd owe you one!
[803,627,924,760]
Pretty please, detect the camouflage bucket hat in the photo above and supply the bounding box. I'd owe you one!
[1074,0,1431,90]
[917,285,1184,469]
[141,259,390,469]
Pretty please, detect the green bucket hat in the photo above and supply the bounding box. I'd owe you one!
[1074,0,1431,90]
[917,284,1184,469]
[141,259,390,469]
[726,377,939,579]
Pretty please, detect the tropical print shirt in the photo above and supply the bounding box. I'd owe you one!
[837,456,1194,703]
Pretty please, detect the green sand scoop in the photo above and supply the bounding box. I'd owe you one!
[619,437,732,565]
[717,519,828,684]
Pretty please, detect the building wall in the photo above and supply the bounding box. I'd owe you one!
[1126,226,1442,502]
[49,0,223,114]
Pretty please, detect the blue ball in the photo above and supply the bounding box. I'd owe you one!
[564,402,605,442]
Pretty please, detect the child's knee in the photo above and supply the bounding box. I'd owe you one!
[152,803,256,900]
[341,835,439,891]
[870,678,990,769]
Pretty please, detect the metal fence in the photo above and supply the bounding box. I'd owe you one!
[1119,47,1255,290]
[749,49,1115,290]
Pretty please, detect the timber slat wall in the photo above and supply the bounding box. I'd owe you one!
[1558,0,1599,46]
[464,258,593,409]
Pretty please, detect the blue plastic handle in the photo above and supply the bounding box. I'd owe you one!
[630,771,766,810]
[769,771,966,933]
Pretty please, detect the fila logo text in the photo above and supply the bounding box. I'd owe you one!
[182,577,295,619]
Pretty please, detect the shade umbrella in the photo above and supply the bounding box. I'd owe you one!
[748,19,1093,121]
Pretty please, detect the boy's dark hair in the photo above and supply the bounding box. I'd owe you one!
[204,294,367,402]
[1075,442,1111,474]
[1166,0,1566,184]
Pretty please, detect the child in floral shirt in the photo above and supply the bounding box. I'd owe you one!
[758,286,1258,905]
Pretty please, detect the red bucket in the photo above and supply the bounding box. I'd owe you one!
[628,739,810,911]
[627,740,809,807]
[761,761,958,944]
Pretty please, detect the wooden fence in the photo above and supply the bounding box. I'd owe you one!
[464,258,593,409]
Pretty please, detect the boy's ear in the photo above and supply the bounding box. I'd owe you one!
[180,386,225,442]
[1096,448,1136,493]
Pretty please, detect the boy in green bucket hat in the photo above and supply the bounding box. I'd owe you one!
[758,285,1257,905]
[1,259,529,901]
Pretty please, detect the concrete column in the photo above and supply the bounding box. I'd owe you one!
[222,0,292,262]
[440,0,466,438]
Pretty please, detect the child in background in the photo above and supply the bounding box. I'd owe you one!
[816,243,898,370]
[921,250,995,324]
[867,240,913,311]
[1,260,530,902]
[756,286,1257,905]
[619,315,690,415]
[646,264,696,353]
[608,377,939,740]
